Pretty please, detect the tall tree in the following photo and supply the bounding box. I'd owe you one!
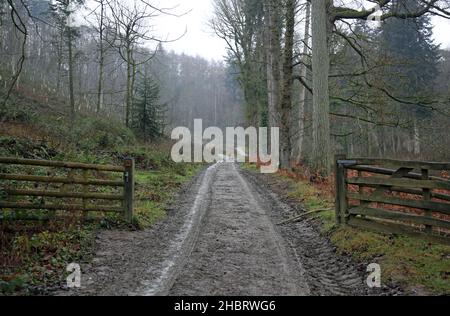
[50,0,84,122]
[107,0,181,127]
[311,0,332,175]
[264,0,281,129]
[1,0,29,107]
[90,0,110,115]
[132,70,165,141]
[279,0,296,169]
[213,0,300,169]
[211,0,267,127]
[381,0,440,155]
[309,0,450,175]
[297,0,311,163]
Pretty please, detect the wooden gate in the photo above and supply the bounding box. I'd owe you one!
[0,157,135,222]
[335,156,450,244]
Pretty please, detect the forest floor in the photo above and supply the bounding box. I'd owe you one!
[58,162,402,296]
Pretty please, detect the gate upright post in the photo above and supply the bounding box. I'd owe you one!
[124,158,135,223]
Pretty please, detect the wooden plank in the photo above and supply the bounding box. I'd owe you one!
[349,206,450,230]
[0,173,124,187]
[344,183,450,203]
[392,167,414,179]
[347,193,450,215]
[347,177,450,190]
[349,158,450,171]
[0,157,125,172]
[3,189,123,201]
[0,215,105,222]
[348,165,447,181]
[123,158,135,223]
[0,215,53,222]
[0,202,122,212]
[432,191,450,203]
[348,217,450,246]
[0,214,56,222]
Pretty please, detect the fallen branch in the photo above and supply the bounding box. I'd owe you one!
[277,209,333,226]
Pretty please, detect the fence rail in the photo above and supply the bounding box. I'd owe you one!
[0,157,135,222]
[335,156,450,245]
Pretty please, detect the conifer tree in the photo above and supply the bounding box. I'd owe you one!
[381,0,440,101]
[132,74,166,141]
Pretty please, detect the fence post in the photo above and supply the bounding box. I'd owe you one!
[335,155,344,225]
[335,156,341,225]
[335,155,348,225]
[123,158,135,223]
[422,168,432,233]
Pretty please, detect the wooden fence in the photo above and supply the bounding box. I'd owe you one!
[0,157,135,223]
[335,156,450,244]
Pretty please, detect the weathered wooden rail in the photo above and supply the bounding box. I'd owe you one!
[0,157,135,222]
[335,156,450,244]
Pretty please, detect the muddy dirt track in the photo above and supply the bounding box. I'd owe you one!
[61,163,398,296]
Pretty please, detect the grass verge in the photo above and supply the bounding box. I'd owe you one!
[244,164,450,295]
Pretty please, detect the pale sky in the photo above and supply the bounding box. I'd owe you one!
[156,0,450,60]
[152,0,227,61]
[432,17,450,50]
[85,0,450,61]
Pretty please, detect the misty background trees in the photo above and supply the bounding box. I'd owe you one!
[0,0,244,140]
[1,0,450,177]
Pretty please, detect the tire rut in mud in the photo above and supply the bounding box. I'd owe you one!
[57,163,401,296]
[56,166,212,296]
[169,163,310,296]
[241,167,402,296]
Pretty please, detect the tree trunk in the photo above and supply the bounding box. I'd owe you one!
[413,117,421,157]
[297,0,311,164]
[280,0,296,170]
[311,0,332,176]
[131,61,137,121]
[68,29,75,123]
[264,0,281,129]
[56,31,63,95]
[96,0,105,114]
[125,47,132,127]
